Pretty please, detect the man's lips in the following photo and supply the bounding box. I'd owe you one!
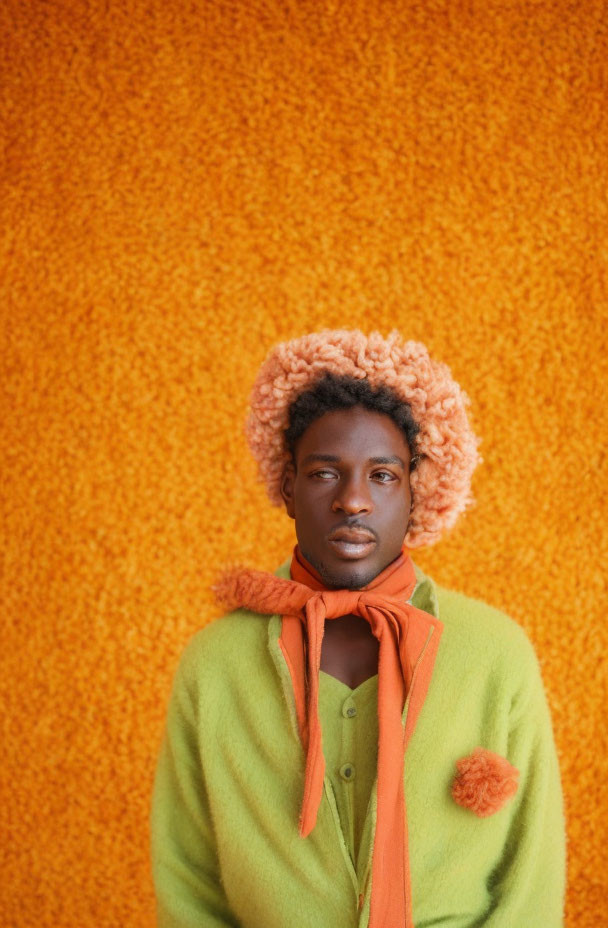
[327,527,377,560]
[328,527,376,543]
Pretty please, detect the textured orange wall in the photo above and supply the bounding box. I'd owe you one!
[1,0,607,924]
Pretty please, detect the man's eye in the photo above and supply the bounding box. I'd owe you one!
[372,471,396,483]
[311,469,336,479]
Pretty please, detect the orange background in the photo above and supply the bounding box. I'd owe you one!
[1,0,607,924]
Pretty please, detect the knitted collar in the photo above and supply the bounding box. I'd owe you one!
[215,546,443,928]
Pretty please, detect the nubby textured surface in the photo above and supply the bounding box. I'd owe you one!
[1,0,606,925]
[244,330,481,547]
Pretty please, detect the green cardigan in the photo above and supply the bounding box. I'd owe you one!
[150,562,566,927]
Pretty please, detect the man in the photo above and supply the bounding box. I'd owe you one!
[151,329,566,927]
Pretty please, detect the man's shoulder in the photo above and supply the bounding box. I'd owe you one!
[415,563,540,673]
[174,607,275,694]
[172,559,292,693]
[437,583,528,639]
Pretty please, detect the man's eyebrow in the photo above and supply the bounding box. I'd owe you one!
[300,453,341,466]
[369,455,406,468]
[299,453,406,468]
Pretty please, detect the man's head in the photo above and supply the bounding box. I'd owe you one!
[246,329,480,551]
[279,373,419,588]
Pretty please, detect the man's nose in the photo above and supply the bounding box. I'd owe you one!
[331,475,372,514]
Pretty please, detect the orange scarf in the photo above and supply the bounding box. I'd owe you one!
[215,546,443,928]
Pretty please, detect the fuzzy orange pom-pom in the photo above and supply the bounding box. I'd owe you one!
[451,747,519,817]
[213,567,311,616]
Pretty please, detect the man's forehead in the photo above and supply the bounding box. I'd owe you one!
[294,406,412,452]
[300,452,408,468]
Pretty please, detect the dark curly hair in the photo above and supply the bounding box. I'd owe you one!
[283,372,421,470]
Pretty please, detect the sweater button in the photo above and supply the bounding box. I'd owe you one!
[343,703,357,718]
[340,763,356,781]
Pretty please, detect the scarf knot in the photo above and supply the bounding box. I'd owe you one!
[311,588,408,623]
[313,588,365,620]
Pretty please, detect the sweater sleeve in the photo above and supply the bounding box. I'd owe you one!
[482,639,567,926]
[150,641,239,928]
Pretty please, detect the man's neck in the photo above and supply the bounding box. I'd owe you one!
[320,614,379,689]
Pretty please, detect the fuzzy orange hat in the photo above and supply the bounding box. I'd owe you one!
[245,329,481,548]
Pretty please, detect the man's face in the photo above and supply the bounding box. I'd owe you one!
[280,405,412,589]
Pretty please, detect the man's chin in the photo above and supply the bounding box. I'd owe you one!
[303,551,384,591]
[326,570,377,591]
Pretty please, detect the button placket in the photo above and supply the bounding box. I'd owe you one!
[341,695,357,778]
[341,697,357,779]
[340,692,357,859]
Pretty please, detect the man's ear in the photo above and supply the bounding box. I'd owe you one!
[280,460,296,519]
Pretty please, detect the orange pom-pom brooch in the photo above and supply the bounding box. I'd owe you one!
[451,747,519,817]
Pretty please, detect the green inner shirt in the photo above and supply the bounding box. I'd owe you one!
[317,670,379,869]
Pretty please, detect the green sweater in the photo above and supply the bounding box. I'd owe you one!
[150,562,566,927]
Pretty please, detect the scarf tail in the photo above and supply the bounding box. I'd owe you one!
[368,625,409,928]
